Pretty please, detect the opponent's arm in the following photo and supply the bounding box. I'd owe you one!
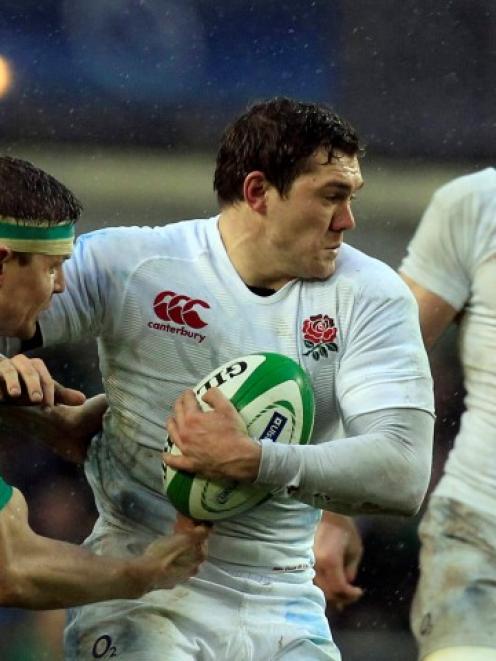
[313,511,363,609]
[0,488,208,609]
[0,394,107,463]
[400,274,458,349]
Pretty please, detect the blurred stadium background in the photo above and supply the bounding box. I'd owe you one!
[0,0,494,659]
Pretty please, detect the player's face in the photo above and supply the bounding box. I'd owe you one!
[264,149,363,286]
[0,252,67,339]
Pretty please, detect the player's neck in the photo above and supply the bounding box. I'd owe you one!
[218,209,291,291]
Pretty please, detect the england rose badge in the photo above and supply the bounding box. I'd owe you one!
[302,314,338,360]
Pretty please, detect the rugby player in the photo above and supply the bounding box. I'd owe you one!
[17,100,434,659]
[0,156,207,609]
[401,168,496,661]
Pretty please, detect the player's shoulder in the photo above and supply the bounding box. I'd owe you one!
[432,167,496,209]
[337,243,407,294]
[301,244,412,315]
[325,243,415,314]
[75,217,215,261]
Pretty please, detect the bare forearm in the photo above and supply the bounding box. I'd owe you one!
[6,535,148,609]
[0,404,46,438]
[0,405,87,462]
[0,489,146,608]
[1,490,207,609]
[256,408,434,516]
[320,510,355,530]
[0,395,108,463]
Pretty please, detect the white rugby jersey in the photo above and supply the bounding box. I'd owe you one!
[401,168,496,517]
[39,216,433,568]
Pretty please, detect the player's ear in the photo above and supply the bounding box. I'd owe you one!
[243,171,269,213]
[0,246,14,282]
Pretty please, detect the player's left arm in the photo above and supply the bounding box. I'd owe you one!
[165,390,433,516]
[256,405,433,515]
[165,276,435,516]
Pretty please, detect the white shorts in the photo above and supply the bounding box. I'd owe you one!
[411,496,496,659]
[65,521,340,661]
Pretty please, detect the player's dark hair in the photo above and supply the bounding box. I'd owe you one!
[214,97,363,206]
[0,156,82,224]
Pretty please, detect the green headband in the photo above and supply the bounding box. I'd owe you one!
[0,217,75,255]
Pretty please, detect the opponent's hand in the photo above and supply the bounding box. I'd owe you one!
[313,512,364,611]
[140,526,209,591]
[174,513,212,532]
[35,394,108,463]
[0,354,55,405]
[53,381,86,406]
[164,388,261,482]
[0,353,86,407]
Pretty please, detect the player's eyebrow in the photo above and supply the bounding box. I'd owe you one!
[321,180,365,193]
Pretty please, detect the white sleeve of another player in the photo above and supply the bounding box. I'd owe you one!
[38,231,112,345]
[400,188,473,310]
[256,407,433,516]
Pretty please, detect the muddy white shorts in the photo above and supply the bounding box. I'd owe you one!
[411,496,496,659]
[65,522,340,661]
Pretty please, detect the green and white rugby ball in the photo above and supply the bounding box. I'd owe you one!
[163,352,315,521]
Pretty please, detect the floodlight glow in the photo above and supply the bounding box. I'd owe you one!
[0,56,13,98]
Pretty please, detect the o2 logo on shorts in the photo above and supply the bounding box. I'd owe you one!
[92,634,117,658]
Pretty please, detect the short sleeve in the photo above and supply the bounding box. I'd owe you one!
[400,182,478,311]
[337,271,434,421]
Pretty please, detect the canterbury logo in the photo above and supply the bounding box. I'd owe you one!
[153,291,210,329]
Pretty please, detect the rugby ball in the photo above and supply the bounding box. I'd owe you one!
[163,352,315,521]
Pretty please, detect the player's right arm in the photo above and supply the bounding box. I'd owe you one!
[0,488,208,609]
[400,274,458,349]
[399,173,482,348]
